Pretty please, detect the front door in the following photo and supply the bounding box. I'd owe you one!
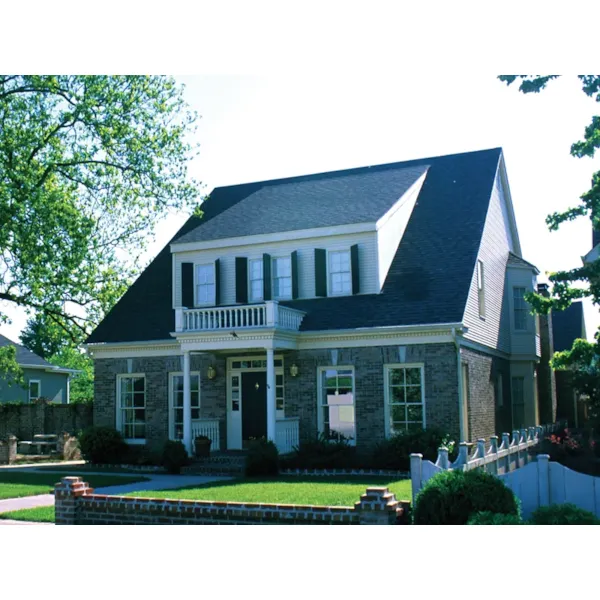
[242,371,267,441]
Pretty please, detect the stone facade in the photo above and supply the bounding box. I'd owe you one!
[94,342,465,453]
[459,347,511,442]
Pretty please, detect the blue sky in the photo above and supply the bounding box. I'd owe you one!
[1,74,598,342]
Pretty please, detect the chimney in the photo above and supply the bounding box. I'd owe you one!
[536,282,557,423]
[537,283,549,297]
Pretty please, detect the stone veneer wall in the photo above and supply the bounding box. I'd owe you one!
[94,343,462,453]
[54,477,403,525]
[459,347,510,443]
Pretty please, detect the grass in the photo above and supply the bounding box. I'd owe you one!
[127,476,412,506]
[0,472,150,500]
[0,506,54,523]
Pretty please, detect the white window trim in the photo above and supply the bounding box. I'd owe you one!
[116,373,146,444]
[248,258,264,303]
[272,255,292,300]
[28,379,41,403]
[317,365,356,445]
[383,363,426,438]
[194,262,216,307]
[168,371,201,441]
[327,248,352,297]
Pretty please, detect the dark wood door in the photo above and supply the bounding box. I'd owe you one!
[242,372,267,441]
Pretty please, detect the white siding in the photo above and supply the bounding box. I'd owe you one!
[463,166,516,352]
[376,172,427,288]
[173,231,378,307]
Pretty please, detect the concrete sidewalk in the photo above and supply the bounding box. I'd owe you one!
[0,473,232,517]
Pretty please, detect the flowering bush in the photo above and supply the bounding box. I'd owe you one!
[541,428,585,458]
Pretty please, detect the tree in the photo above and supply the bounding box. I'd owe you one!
[0,76,201,376]
[500,76,600,423]
[50,346,94,404]
[19,313,70,360]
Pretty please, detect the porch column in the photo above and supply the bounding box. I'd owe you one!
[182,350,193,456]
[266,347,276,444]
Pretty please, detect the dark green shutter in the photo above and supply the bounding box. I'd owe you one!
[214,259,221,305]
[315,249,327,297]
[235,257,248,303]
[263,253,272,300]
[291,251,299,299]
[351,244,360,295]
[181,262,194,307]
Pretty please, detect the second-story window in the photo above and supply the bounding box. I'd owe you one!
[196,264,215,305]
[249,258,264,302]
[329,250,351,296]
[273,256,292,299]
[513,287,528,330]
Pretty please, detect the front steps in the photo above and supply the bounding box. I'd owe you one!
[184,452,247,476]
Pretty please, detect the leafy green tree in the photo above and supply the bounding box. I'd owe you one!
[19,313,69,359]
[0,75,201,376]
[0,345,24,388]
[49,346,94,404]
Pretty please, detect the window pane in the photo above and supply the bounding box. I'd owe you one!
[405,368,421,386]
[133,377,144,392]
[276,374,283,386]
[407,404,423,422]
[391,387,405,403]
[133,393,145,408]
[391,404,406,422]
[406,387,421,403]
[389,369,404,386]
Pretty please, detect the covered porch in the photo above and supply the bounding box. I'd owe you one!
[172,301,305,456]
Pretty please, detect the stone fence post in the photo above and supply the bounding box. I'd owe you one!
[355,487,402,525]
[0,435,17,465]
[54,477,94,525]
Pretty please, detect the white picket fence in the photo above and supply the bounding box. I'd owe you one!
[410,421,566,507]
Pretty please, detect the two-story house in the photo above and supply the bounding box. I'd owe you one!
[86,147,544,457]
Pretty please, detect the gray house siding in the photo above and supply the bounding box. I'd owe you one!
[463,167,515,353]
[0,369,70,404]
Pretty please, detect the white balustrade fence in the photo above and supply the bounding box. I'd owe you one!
[175,301,305,333]
[410,421,566,506]
[191,419,221,452]
[276,417,300,455]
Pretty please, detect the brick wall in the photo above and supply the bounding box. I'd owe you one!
[54,477,403,525]
[0,404,92,440]
[460,347,510,442]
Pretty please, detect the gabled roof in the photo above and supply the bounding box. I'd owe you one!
[87,147,504,343]
[0,333,53,368]
[174,165,429,244]
[507,252,539,273]
[552,302,587,352]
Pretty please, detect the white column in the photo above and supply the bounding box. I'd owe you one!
[266,347,276,444]
[183,350,192,456]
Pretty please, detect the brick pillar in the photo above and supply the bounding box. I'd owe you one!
[54,477,94,525]
[0,435,17,465]
[355,487,402,525]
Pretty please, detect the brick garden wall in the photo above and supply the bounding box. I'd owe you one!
[0,403,93,440]
[54,477,403,525]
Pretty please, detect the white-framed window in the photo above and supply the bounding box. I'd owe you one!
[169,372,201,440]
[329,250,351,296]
[384,364,425,435]
[28,380,41,402]
[317,367,355,443]
[511,376,525,429]
[513,287,528,331]
[272,256,292,299]
[477,259,485,318]
[249,258,264,302]
[117,374,146,442]
[195,263,215,305]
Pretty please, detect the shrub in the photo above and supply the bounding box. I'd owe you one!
[78,426,126,465]
[467,511,523,525]
[245,438,279,476]
[122,444,163,467]
[412,468,519,525]
[529,503,600,525]
[161,440,189,474]
[280,434,356,470]
[370,427,456,471]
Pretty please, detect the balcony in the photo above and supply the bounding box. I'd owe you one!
[175,301,306,333]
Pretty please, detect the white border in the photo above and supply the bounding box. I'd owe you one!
[383,363,425,438]
[28,379,41,402]
[168,371,201,440]
[316,365,356,445]
[116,373,146,444]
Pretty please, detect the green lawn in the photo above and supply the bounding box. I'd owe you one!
[0,505,54,523]
[0,472,150,500]
[127,476,412,506]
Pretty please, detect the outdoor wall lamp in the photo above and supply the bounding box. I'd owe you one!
[207,365,216,380]
[290,363,299,377]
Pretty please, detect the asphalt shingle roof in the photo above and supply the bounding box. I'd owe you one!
[508,252,539,273]
[0,334,53,368]
[87,147,504,343]
[552,302,587,352]
[175,164,429,244]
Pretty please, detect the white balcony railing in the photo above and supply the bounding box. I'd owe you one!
[276,417,300,455]
[175,301,305,333]
[191,418,221,452]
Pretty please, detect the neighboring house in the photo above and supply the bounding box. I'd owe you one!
[86,147,547,456]
[0,334,74,404]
